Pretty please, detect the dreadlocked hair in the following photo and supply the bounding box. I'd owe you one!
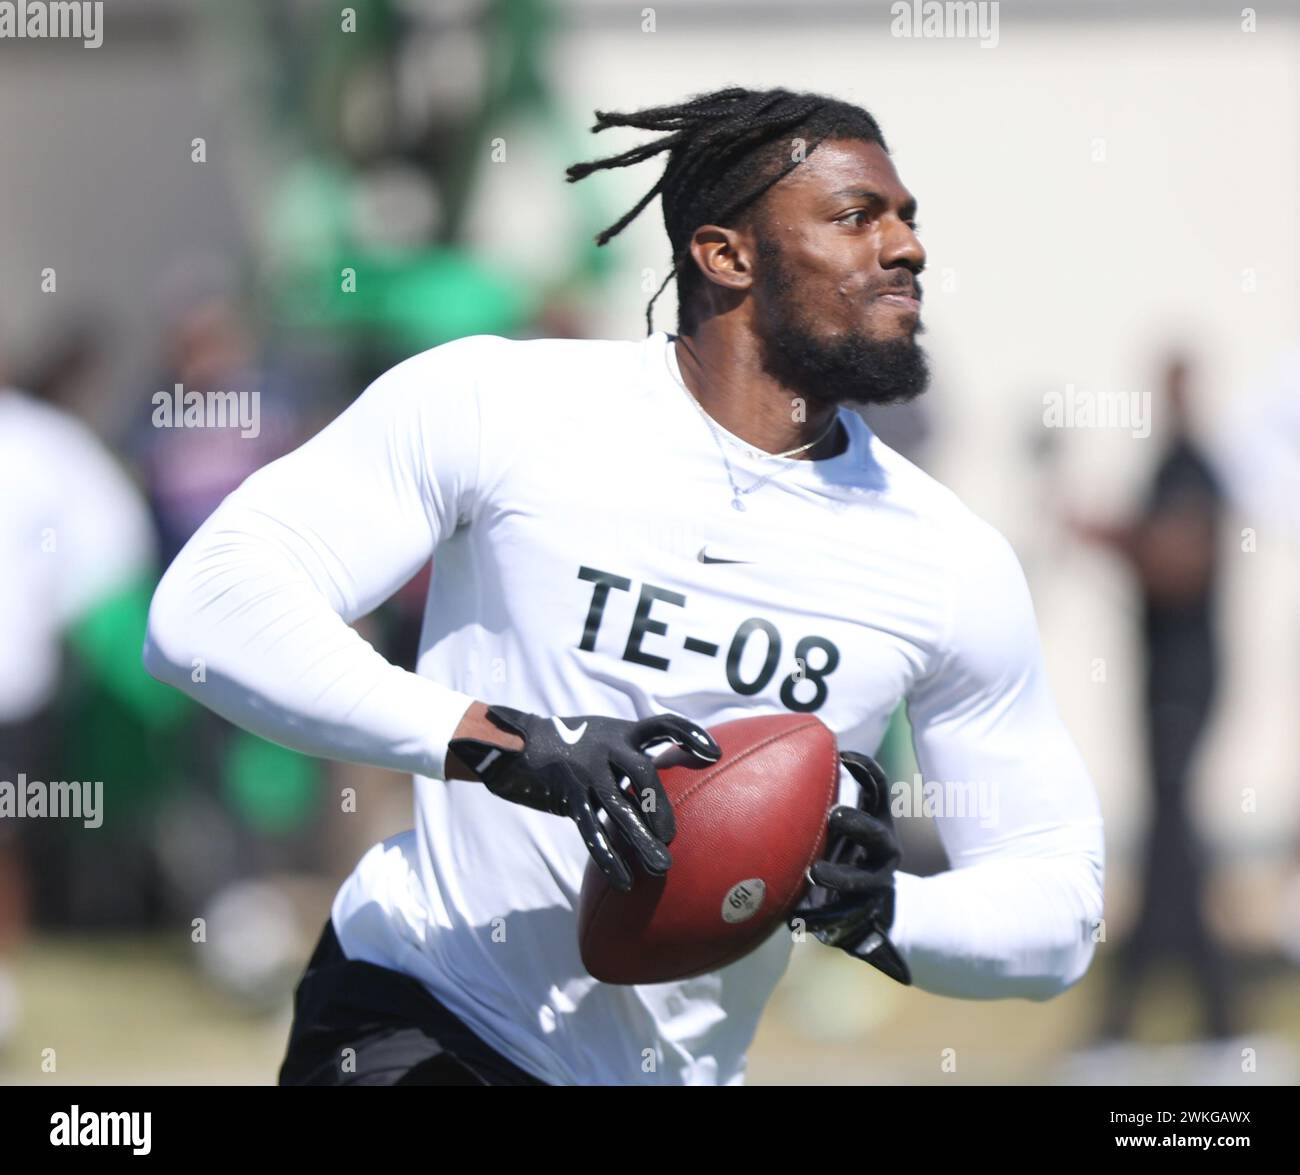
[565,86,889,336]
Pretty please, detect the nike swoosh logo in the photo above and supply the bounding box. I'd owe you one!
[551,717,588,745]
[697,545,753,565]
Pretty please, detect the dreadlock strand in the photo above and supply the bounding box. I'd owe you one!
[661,94,824,230]
[591,173,668,246]
[564,128,690,184]
[644,261,679,337]
[594,87,751,131]
[705,127,834,233]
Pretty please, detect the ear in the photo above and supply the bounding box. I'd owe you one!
[686,224,756,295]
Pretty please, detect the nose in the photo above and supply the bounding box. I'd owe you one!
[879,216,925,275]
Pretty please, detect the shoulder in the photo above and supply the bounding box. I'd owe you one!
[861,427,1018,565]
[0,388,91,451]
[0,389,135,490]
[409,334,661,459]
[390,333,648,395]
[861,435,1036,683]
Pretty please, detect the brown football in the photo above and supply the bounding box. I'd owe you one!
[577,713,839,985]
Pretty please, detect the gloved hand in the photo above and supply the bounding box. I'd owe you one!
[448,705,721,893]
[789,750,911,985]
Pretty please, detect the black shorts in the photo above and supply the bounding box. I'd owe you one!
[278,919,549,1086]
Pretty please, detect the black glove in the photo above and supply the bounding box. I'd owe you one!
[789,750,911,985]
[448,705,721,893]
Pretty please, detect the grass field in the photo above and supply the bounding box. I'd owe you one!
[1,936,1296,1086]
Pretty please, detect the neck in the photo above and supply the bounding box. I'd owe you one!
[673,318,845,460]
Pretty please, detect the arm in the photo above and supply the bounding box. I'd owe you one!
[142,338,497,778]
[141,338,713,891]
[892,521,1105,1001]
[1066,490,1218,606]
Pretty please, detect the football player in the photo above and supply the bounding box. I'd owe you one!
[144,86,1105,1086]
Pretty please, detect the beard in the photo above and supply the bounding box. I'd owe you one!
[752,239,931,408]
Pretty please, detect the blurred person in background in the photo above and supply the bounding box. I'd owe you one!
[122,271,339,1006]
[8,315,109,416]
[0,350,168,1045]
[1068,353,1235,1042]
[129,268,307,565]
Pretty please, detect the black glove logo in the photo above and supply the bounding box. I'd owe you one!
[449,705,722,893]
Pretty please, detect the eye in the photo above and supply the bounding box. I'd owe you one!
[839,210,869,228]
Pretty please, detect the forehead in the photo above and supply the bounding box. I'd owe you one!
[762,138,912,212]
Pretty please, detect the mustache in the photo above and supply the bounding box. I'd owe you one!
[872,275,923,301]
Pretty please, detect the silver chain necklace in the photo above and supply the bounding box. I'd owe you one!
[668,345,841,511]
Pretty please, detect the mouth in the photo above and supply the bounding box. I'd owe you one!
[875,291,921,314]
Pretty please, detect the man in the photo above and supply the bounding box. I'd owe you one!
[0,376,164,1043]
[143,86,1105,1086]
[1070,355,1232,1041]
